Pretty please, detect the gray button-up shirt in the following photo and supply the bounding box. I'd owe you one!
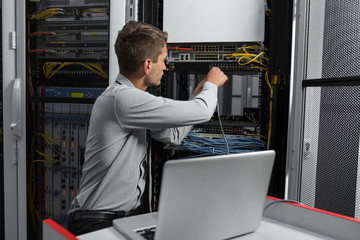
[71,74,218,212]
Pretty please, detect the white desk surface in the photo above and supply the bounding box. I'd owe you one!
[70,198,360,240]
[77,217,334,240]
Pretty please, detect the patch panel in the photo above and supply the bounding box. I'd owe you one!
[167,43,264,68]
[191,45,219,52]
[195,120,258,136]
[194,54,219,61]
[194,125,258,136]
[31,6,109,23]
[223,45,237,52]
[209,62,254,71]
[35,61,109,86]
[45,24,109,31]
[209,126,235,135]
[47,42,107,48]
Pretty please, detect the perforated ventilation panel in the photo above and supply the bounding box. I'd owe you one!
[300,87,321,208]
[301,0,360,219]
[301,85,360,219]
[305,1,325,79]
[305,1,360,80]
[322,1,360,78]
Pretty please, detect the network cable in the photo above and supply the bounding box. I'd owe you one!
[172,98,266,157]
[29,8,65,20]
[174,130,266,158]
[216,101,230,154]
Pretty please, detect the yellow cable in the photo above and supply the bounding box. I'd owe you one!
[78,62,108,78]
[35,150,60,161]
[43,132,63,142]
[227,52,268,68]
[29,158,58,223]
[84,62,108,78]
[35,160,56,212]
[239,45,266,52]
[28,136,38,228]
[38,133,65,157]
[82,8,107,15]
[266,74,287,149]
[237,52,268,67]
[32,159,58,164]
[265,71,272,90]
[48,62,73,79]
[228,45,269,70]
[251,66,269,71]
[271,75,279,85]
[244,112,254,123]
[245,133,267,139]
[34,204,43,222]
[29,8,64,20]
[44,62,108,79]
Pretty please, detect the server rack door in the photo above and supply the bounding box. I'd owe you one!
[3,0,27,239]
[288,0,360,220]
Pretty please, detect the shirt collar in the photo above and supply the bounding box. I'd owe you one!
[115,73,136,88]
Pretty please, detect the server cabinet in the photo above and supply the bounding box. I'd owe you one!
[2,0,126,239]
[288,0,360,220]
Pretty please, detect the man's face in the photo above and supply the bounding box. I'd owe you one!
[144,45,167,87]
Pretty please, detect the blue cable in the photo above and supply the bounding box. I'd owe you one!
[174,130,266,158]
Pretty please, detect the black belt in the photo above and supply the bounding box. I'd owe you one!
[69,207,142,222]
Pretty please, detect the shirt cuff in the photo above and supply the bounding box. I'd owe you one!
[203,81,218,91]
[189,81,218,100]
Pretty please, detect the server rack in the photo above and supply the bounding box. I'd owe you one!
[3,0,126,239]
[157,0,291,201]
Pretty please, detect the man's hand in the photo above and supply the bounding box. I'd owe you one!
[205,67,228,87]
[192,67,228,95]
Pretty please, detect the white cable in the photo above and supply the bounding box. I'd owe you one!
[216,101,230,155]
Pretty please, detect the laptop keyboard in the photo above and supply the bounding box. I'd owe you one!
[136,226,157,240]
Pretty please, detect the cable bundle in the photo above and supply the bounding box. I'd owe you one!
[29,8,65,20]
[82,8,109,16]
[43,62,108,79]
[225,45,268,70]
[173,130,266,157]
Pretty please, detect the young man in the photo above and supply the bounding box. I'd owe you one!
[67,21,228,235]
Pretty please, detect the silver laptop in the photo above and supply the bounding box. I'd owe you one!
[113,150,275,240]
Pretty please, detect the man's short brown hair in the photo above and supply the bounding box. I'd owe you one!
[115,21,168,75]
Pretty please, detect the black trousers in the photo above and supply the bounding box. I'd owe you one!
[67,206,147,236]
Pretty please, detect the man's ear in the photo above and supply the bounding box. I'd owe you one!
[143,59,152,75]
